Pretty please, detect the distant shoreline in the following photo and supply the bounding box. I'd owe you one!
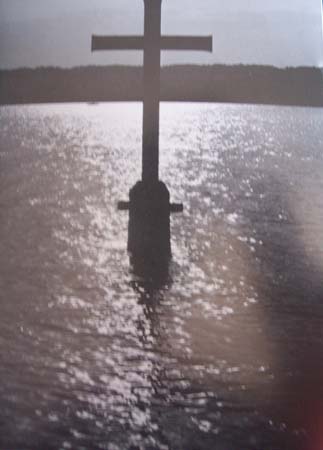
[1,64,323,107]
[1,100,322,110]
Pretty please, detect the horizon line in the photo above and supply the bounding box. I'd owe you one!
[1,63,323,72]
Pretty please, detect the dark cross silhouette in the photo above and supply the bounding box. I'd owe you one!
[92,0,212,183]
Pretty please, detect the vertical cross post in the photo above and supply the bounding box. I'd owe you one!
[91,0,212,187]
[142,0,161,183]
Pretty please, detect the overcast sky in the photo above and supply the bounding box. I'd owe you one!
[0,0,322,68]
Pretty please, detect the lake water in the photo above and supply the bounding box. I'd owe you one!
[0,103,323,450]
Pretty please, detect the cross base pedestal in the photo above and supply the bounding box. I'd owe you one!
[118,180,183,260]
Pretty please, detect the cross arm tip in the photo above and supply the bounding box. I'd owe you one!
[202,35,213,52]
[208,35,213,52]
[91,35,98,52]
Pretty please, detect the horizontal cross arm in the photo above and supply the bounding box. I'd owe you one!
[92,35,144,51]
[161,36,213,52]
[92,34,213,52]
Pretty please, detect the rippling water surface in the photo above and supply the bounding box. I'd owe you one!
[1,103,323,449]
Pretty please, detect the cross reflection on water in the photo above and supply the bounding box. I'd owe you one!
[0,103,323,449]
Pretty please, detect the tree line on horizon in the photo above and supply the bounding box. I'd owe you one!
[0,64,323,106]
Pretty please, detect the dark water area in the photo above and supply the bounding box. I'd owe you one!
[0,103,323,449]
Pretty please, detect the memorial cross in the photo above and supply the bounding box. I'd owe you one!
[92,0,213,184]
